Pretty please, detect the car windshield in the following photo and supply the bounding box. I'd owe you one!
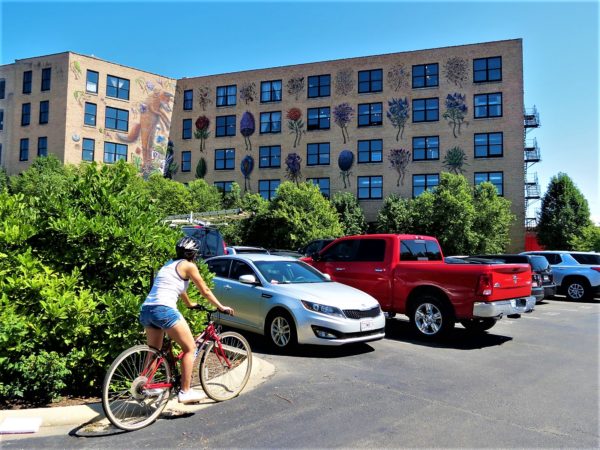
[254,260,329,284]
[529,255,550,271]
[570,253,600,265]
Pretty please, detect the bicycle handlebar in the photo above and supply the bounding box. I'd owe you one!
[188,304,233,315]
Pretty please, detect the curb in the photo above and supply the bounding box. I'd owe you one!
[0,356,275,431]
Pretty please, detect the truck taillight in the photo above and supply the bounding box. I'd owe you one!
[477,274,493,296]
[532,273,541,288]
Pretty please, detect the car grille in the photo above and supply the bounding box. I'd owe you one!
[343,306,381,319]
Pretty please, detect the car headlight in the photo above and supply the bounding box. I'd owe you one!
[301,300,344,318]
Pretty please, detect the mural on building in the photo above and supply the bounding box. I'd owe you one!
[239,82,256,104]
[197,86,212,110]
[70,61,82,80]
[338,150,354,188]
[387,98,410,141]
[443,57,469,88]
[240,112,256,151]
[163,140,178,179]
[388,148,411,186]
[240,155,254,191]
[387,64,409,92]
[286,108,305,148]
[335,68,354,96]
[442,93,468,138]
[196,157,207,179]
[285,152,302,184]
[443,146,468,174]
[194,116,210,152]
[287,77,305,100]
[333,103,354,144]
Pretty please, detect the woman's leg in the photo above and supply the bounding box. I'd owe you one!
[145,327,164,350]
[165,320,196,392]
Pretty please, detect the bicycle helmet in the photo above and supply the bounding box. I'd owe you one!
[176,236,201,261]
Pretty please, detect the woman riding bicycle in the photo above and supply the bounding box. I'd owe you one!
[139,236,234,403]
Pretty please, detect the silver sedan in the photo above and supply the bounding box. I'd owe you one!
[205,254,386,351]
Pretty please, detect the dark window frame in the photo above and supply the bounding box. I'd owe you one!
[182,118,193,139]
[215,148,235,170]
[181,150,192,172]
[307,107,330,131]
[215,115,236,137]
[103,141,128,164]
[21,103,31,126]
[307,74,331,98]
[307,142,330,166]
[474,132,504,158]
[258,179,280,200]
[260,80,282,103]
[259,145,281,168]
[0,109,4,131]
[23,71,32,94]
[84,102,97,126]
[105,106,129,132]
[357,139,383,164]
[412,98,439,123]
[260,111,282,134]
[82,138,95,161]
[106,75,130,100]
[214,181,234,193]
[39,100,49,124]
[86,70,99,94]
[474,92,503,118]
[183,89,193,110]
[0,78,5,99]
[307,177,330,198]
[216,85,237,107]
[357,102,383,127]
[37,136,48,157]
[19,138,29,161]
[412,173,440,197]
[474,171,504,196]
[412,63,439,88]
[412,136,439,161]
[357,175,383,200]
[358,69,383,94]
[473,56,502,83]
[41,68,51,91]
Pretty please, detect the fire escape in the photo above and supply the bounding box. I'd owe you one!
[524,105,541,230]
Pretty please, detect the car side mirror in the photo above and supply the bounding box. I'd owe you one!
[322,273,331,281]
[239,274,259,285]
[310,252,322,262]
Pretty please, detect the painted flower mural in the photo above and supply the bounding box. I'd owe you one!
[387,64,409,92]
[163,140,178,179]
[239,82,256,104]
[442,93,468,138]
[197,86,212,110]
[286,108,305,148]
[335,68,354,96]
[240,155,254,191]
[443,57,469,88]
[388,148,411,186]
[443,146,468,174]
[240,111,256,151]
[285,152,302,184]
[338,150,354,188]
[333,103,354,144]
[196,157,207,179]
[194,115,210,152]
[287,77,305,100]
[387,98,410,141]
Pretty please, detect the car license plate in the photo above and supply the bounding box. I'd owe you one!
[543,275,549,281]
[360,320,374,331]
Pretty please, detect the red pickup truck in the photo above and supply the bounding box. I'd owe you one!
[302,234,536,338]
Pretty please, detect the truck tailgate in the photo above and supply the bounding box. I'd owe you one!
[490,264,532,300]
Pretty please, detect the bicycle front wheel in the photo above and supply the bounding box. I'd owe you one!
[199,331,252,401]
[102,345,172,431]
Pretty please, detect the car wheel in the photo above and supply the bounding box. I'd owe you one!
[564,278,591,301]
[266,310,297,351]
[409,295,455,339]
[460,318,497,333]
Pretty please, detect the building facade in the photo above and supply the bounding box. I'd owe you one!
[0,40,540,251]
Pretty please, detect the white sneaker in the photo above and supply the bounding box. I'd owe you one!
[178,389,206,404]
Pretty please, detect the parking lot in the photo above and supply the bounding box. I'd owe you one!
[4,297,599,448]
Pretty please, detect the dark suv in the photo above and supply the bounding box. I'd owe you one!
[472,254,556,302]
[181,225,226,260]
[298,238,335,257]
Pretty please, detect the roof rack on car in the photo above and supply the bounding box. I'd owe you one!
[163,208,250,227]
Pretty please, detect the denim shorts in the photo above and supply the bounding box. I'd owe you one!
[139,305,182,330]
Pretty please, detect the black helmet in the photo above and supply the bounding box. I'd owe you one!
[176,236,201,261]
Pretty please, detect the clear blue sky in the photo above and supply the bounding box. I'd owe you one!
[2,0,598,222]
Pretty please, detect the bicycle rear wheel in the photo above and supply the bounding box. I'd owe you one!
[199,331,252,401]
[102,345,172,431]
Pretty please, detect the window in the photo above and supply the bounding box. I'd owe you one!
[412,63,439,88]
[474,56,502,83]
[23,71,32,94]
[216,115,236,137]
[84,102,97,126]
[308,74,331,98]
[413,98,439,122]
[86,70,99,93]
[358,139,383,163]
[307,142,330,166]
[182,118,192,139]
[19,138,29,161]
[105,106,129,131]
[474,132,503,158]
[260,111,282,134]
[400,239,442,261]
[37,137,48,157]
[413,174,439,197]
[82,138,95,161]
[230,260,257,280]
[21,103,31,126]
[357,176,383,199]
[259,145,281,168]
[413,136,439,160]
[307,107,330,130]
[106,75,130,100]
[214,181,234,193]
[41,68,51,91]
[358,69,383,93]
[39,100,49,124]
[321,239,386,262]
[216,85,237,106]
[474,93,502,118]
[307,177,330,198]
[358,102,383,127]
[182,151,191,172]
[215,148,235,170]
[475,172,504,195]
[260,80,282,103]
[259,179,280,200]
[183,90,193,110]
[570,253,600,265]
[0,109,4,131]
[0,78,5,99]
[104,142,127,163]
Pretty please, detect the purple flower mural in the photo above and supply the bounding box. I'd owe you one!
[442,93,468,138]
[285,152,302,184]
[333,103,354,144]
[240,155,254,191]
[443,57,469,88]
[240,111,256,151]
[386,98,410,141]
[338,149,354,188]
[388,148,411,187]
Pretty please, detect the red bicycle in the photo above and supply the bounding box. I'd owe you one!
[102,305,252,431]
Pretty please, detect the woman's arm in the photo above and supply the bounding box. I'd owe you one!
[180,261,234,314]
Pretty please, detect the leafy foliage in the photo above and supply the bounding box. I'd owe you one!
[331,192,367,236]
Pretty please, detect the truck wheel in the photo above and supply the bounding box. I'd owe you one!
[266,310,297,351]
[460,318,497,333]
[410,295,455,339]
[563,278,591,301]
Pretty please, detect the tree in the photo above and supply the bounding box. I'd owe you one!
[188,179,222,212]
[537,173,592,250]
[570,224,600,252]
[145,172,192,216]
[331,192,367,236]
[376,194,414,233]
[471,182,515,253]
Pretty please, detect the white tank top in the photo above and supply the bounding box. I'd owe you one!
[143,259,190,309]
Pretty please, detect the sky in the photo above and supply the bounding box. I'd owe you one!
[1,0,599,222]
